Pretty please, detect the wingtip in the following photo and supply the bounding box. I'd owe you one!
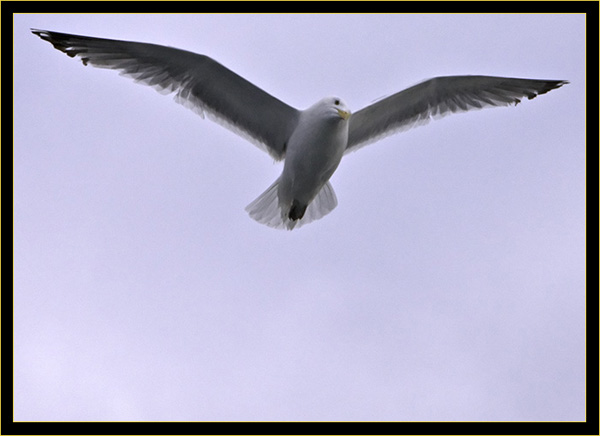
[31,28,54,43]
[526,79,569,100]
[554,79,569,88]
[31,28,47,37]
[548,79,570,94]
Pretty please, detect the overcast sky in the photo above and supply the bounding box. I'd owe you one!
[14,13,585,421]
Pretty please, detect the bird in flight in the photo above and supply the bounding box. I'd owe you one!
[32,29,567,230]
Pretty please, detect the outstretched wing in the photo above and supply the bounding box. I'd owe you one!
[346,75,567,153]
[32,29,300,160]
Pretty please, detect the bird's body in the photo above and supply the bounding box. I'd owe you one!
[284,98,350,205]
[245,97,350,229]
[278,97,349,227]
[32,29,568,230]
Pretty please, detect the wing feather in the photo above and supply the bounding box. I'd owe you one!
[346,75,567,153]
[32,29,300,160]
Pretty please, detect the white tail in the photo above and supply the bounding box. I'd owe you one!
[245,178,338,230]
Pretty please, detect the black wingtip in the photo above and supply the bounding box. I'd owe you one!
[545,79,569,93]
[31,28,55,39]
[31,28,47,39]
[31,28,83,59]
[525,79,569,101]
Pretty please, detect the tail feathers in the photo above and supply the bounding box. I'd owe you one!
[298,181,337,226]
[245,179,338,230]
[245,179,283,229]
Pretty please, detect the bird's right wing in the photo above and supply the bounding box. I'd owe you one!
[346,75,568,153]
[32,29,301,160]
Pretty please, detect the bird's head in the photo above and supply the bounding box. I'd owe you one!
[311,96,351,121]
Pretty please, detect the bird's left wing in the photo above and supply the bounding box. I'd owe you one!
[32,29,300,160]
[346,75,567,153]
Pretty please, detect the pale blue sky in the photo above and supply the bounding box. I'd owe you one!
[14,13,585,421]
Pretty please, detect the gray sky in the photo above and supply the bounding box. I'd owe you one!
[14,13,585,421]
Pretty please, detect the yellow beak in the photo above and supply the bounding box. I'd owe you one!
[337,108,351,120]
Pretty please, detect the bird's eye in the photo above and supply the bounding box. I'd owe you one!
[334,99,340,105]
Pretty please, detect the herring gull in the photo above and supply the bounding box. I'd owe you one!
[31,29,568,230]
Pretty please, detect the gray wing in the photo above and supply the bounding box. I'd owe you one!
[346,75,568,153]
[32,29,300,160]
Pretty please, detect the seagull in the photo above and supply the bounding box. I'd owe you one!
[32,29,568,230]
